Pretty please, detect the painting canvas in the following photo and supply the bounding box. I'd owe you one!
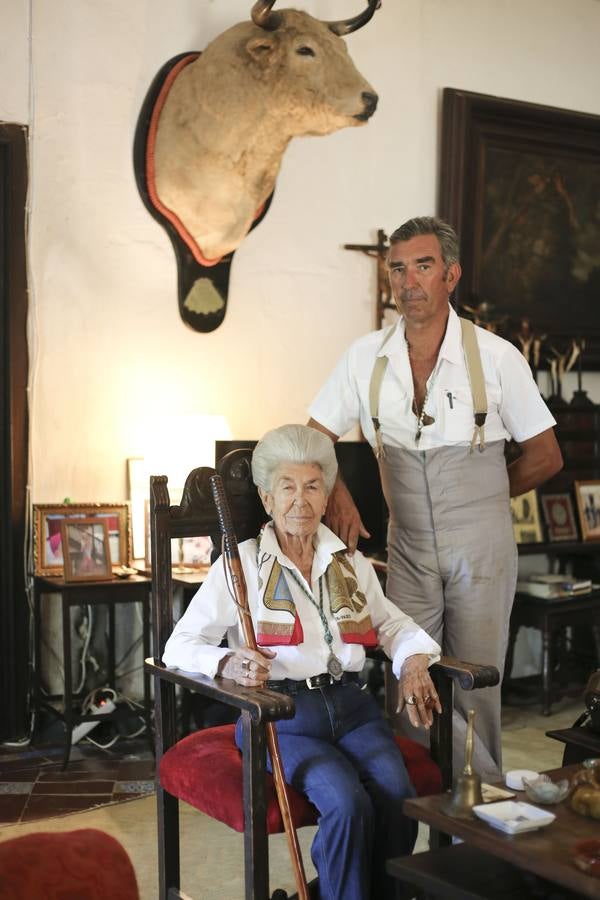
[439,89,600,366]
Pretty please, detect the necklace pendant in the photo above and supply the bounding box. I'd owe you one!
[327,652,344,680]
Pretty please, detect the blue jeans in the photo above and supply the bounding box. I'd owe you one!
[236,681,417,900]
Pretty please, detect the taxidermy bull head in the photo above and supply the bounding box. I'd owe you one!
[134,0,381,332]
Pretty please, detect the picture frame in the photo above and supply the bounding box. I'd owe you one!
[33,503,131,576]
[510,489,544,545]
[575,480,600,541]
[540,493,579,542]
[439,88,600,367]
[143,498,212,572]
[60,517,112,582]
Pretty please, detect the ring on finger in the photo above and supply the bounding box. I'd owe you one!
[405,695,417,706]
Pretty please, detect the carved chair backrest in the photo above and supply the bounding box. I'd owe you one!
[150,449,264,660]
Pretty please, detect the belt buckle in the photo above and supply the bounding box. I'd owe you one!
[306,674,332,690]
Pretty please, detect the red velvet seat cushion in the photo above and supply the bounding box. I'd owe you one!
[0,828,139,900]
[159,723,442,833]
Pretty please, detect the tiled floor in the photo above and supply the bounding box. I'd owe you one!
[0,737,154,826]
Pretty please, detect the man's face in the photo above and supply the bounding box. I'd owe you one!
[388,234,461,326]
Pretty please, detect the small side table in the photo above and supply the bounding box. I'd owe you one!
[33,574,153,768]
[504,589,600,715]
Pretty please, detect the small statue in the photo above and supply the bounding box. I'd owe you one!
[460,301,508,334]
[513,317,546,380]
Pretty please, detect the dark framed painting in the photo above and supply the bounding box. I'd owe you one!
[439,89,600,368]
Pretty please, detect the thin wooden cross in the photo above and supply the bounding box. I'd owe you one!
[343,229,395,328]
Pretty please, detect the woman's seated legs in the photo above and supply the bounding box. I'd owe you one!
[236,683,416,900]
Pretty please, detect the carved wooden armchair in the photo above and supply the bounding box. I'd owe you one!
[145,449,499,900]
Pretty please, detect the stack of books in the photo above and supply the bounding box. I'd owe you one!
[516,574,593,599]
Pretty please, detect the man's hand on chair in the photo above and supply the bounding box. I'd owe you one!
[218,648,276,686]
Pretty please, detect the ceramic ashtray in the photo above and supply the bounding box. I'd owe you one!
[522,773,570,805]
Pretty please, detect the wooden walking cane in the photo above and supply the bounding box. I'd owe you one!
[210,474,310,900]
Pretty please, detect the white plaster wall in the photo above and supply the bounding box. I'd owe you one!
[5,0,600,504]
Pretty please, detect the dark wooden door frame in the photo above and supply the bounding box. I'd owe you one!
[0,122,30,741]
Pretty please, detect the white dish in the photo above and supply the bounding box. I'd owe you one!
[473,800,556,834]
[505,769,539,791]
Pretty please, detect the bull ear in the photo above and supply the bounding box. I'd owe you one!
[246,34,279,66]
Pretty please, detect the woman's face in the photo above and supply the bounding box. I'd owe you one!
[260,463,328,541]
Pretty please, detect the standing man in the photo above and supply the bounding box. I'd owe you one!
[308,216,562,779]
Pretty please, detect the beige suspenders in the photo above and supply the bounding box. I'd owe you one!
[369,316,488,459]
[459,317,488,452]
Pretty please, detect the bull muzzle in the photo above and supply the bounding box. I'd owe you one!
[251,0,382,35]
[355,91,378,121]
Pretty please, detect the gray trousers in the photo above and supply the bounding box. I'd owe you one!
[380,441,517,782]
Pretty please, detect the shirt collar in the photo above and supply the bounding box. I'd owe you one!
[378,304,463,366]
[259,520,347,573]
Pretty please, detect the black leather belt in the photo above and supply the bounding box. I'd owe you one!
[266,672,361,694]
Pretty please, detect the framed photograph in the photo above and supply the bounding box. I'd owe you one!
[143,499,212,571]
[60,517,112,582]
[439,89,600,367]
[510,489,544,544]
[575,480,600,541]
[33,503,131,576]
[540,493,579,542]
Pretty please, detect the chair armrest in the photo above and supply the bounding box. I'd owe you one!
[431,656,499,691]
[367,648,499,691]
[145,657,295,724]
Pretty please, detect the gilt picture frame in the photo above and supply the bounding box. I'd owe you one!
[33,503,131,576]
[439,88,600,367]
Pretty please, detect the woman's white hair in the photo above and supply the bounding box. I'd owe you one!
[251,424,338,494]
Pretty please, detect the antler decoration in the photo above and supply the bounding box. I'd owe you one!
[251,0,382,35]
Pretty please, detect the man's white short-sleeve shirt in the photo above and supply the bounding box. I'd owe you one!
[309,306,556,451]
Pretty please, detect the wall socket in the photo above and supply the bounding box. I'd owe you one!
[71,697,116,745]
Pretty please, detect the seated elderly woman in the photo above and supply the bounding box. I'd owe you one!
[163,424,442,900]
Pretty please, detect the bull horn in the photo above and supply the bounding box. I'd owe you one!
[251,0,282,30]
[326,0,381,36]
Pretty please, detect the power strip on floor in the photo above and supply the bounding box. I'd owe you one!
[71,697,116,745]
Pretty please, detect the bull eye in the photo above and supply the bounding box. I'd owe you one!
[296,46,316,57]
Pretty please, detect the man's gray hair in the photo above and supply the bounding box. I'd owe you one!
[252,425,338,494]
[389,216,460,268]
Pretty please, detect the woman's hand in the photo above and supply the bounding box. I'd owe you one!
[218,648,276,687]
[397,654,442,729]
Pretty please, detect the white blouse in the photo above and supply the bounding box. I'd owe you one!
[163,522,440,681]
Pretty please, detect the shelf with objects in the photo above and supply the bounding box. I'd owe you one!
[503,340,600,713]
